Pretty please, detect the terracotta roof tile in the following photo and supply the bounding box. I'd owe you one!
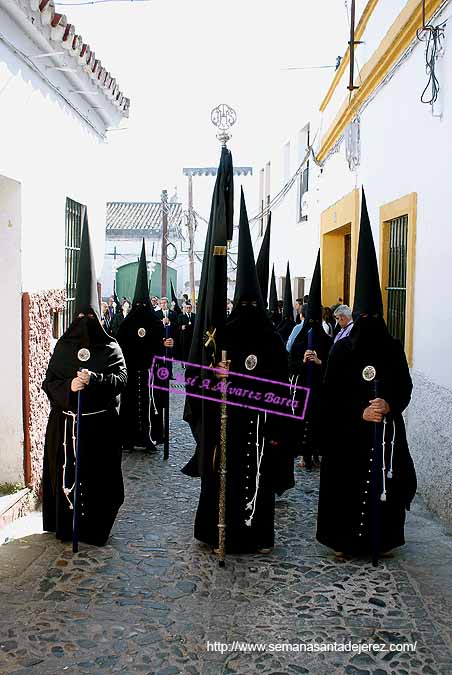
[106,202,183,233]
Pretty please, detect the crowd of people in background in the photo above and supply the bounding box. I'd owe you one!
[101,293,196,366]
[101,289,354,397]
[285,297,353,354]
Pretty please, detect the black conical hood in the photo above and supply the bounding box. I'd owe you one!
[187,146,232,368]
[294,249,322,344]
[353,188,384,317]
[170,280,181,315]
[282,262,294,320]
[182,146,233,478]
[74,210,100,319]
[132,239,151,306]
[269,265,278,313]
[255,212,271,306]
[233,188,265,310]
[306,250,322,322]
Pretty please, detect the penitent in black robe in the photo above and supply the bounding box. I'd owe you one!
[289,324,332,465]
[116,305,167,449]
[42,318,127,546]
[177,312,196,362]
[194,310,295,553]
[316,324,417,554]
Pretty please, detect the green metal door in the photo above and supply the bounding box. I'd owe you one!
[115,262,177,303]
[115,261,141,303]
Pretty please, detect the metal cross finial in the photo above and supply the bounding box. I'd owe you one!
[211,104,237,147]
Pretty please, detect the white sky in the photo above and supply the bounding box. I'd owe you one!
[62,0,349,217]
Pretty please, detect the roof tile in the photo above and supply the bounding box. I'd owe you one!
[106,202,183,233]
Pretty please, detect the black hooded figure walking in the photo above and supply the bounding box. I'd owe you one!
[116,240,173,451]
[277,263,295,343]
[316,189,417,556]
[181,145,233,479]
[268,265,280,326]
[255,212,271,307]
[177,302,196,363]
[194,190,294,553]
[42,212,127,546]
[289,251,332,470]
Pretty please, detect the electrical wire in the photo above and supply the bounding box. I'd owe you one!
[416,14,446,105]
[248,142,314,224]
[55,0,151,5]
[189,129,323,238]
[281,65,337,71]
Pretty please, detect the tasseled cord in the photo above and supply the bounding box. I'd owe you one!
[245,412,266,527]
[290,374,299,415]
[62,412,76,510]
[380,418,396,502]
[62,409,108,510]
[388,420,395,479]
[380,417,387,502]
[148,369,158,445]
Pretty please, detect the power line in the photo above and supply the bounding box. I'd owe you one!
[55,0,151,6]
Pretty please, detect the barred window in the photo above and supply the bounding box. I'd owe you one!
[297,125,310,223]
[64,198,84,330]
[385,215,408,346]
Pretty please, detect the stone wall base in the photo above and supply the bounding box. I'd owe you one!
[406,370,452,526]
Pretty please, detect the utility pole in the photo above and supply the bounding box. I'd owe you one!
[161,189,168,297]
[187,175,196,310]
[183,164,253,310]
[347,0,361,92]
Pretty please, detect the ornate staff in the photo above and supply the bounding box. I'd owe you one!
[217,350,229,567]
[72,370,84,553]
[210,105,235,567]
[306,327,314,385]
[163,323,171,460]
[362,365,381,567]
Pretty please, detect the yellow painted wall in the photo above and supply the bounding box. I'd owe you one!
[320,189,360,307]
[318,0,445,162]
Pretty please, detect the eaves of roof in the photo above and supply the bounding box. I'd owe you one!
[11,0,130,118]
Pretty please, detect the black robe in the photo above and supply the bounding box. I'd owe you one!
[177,312,196,362]
[194,311,294,552]
[116,306,167,448]
[289,324,332,463]
[277,317,295,344]
[42,320,127,546]
[111,310,126,337]
[316,330,417,554]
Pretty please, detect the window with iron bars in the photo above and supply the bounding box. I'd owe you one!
[297,163,309,222]
[386,215,408,347]
[64,197,84,331]
[297,125,310,223]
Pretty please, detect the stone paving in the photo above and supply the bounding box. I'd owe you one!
[1,388,452,675]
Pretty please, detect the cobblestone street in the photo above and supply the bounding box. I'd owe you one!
[1,390,452,675]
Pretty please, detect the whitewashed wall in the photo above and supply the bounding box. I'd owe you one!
[317,1,452,523]
[0,8,115,485]
[255,115,323,298]
[0,176,23,484]
[322,0,411,133]
[0,9,110,293]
